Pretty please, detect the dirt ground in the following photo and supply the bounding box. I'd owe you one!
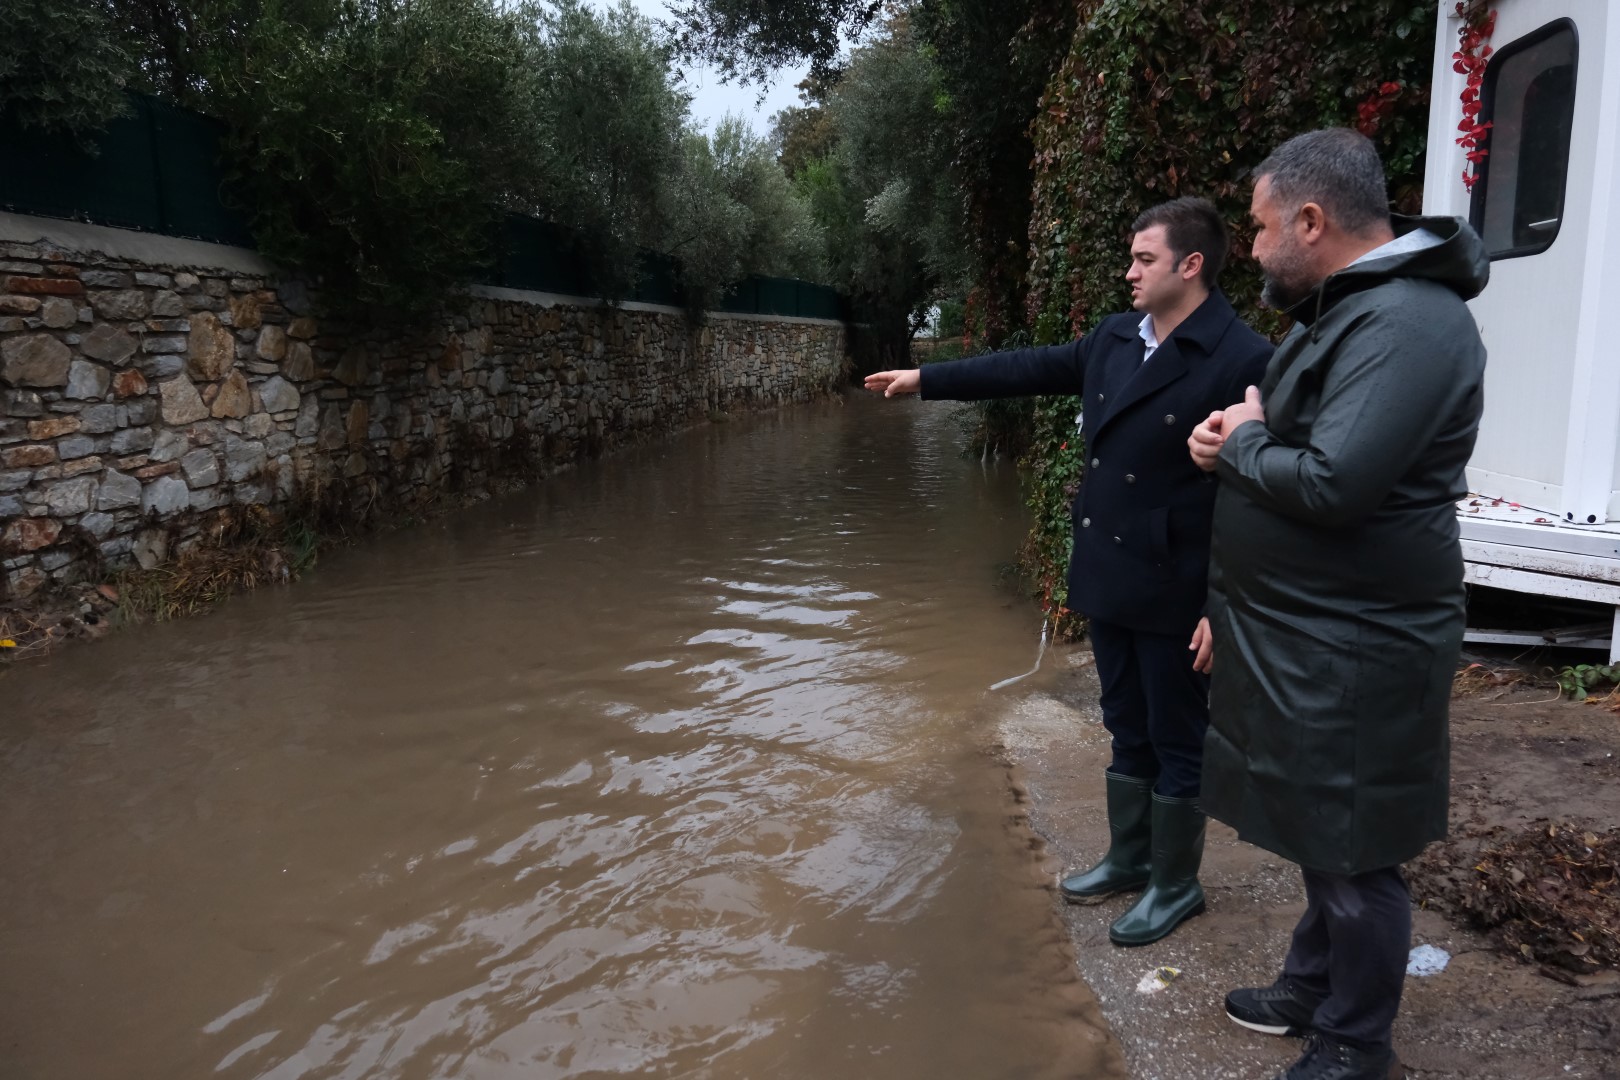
[997,646,1620,1080]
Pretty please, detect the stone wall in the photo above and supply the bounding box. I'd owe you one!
[0,214,848,600]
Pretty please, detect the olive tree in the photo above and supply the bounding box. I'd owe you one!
[528,0,688,299]
[663,115,827,310]
[211,0,550,314]
[666,0,883,83]
[793,17,963,367]
[0,0,132,136]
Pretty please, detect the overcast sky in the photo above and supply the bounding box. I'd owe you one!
[591,0,815,137]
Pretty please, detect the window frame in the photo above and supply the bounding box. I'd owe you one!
[1468,17,1580,261]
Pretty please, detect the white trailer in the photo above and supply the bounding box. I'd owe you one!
[1421,0,1620,659]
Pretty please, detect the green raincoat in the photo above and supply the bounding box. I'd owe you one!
[1203,215,1490,875]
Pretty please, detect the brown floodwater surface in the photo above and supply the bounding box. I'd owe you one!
[0,391,1125,1079]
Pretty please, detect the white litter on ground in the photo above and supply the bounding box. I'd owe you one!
[990,617,1050,691]
[1406,944,1451,976]
[1135,966,1182,994]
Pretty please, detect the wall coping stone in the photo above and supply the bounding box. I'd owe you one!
[467,285,846,327]
[0,212,273,276]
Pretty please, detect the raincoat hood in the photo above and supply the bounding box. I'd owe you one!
[1285,214,1491,329]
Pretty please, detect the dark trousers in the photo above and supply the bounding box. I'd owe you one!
[1087,617,1210,798]
[1283,866,1411,1051]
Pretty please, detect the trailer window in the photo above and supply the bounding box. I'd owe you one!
[1471,20,1578,259]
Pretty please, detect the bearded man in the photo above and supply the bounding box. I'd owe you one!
[1188,129,1488,1080]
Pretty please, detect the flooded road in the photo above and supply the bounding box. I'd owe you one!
[0,392,1123,1079]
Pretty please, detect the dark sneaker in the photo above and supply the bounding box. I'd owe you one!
[1274,1033,1397,1080]
[1225,978,1321,1036]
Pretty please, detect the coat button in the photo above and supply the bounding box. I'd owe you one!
[1125,474,1137,484]
[1097,393,1104,402]
[1081,517,1091,527]
[1091,457,1100,468]
[1163,414,1176,425]
[1113,536,1122,544]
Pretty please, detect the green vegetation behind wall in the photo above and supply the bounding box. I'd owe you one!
[0,0,833,319]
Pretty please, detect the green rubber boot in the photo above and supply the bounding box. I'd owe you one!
[1107,793,1206,946]
[1060,772,1154,904]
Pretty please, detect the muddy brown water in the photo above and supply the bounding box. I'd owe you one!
[0,392,1124,1079]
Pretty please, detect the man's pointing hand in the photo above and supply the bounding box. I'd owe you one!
[863,369,922,397]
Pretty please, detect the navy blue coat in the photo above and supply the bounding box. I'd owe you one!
[920,290,1271,636]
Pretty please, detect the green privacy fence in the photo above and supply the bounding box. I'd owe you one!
[0,94,846,321]
[0,94,255,247]
[719,275,842,320]
[489,214,690,309]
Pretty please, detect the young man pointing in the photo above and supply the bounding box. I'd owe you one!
[867,196,1270,945]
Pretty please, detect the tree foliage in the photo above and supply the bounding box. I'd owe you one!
[115,0,288,108]
[912,0,1075,349]
[770,74,838,181]
[527,0,689,300]
[667,0,883,84]
[663,116,826,311]
[781,16,965,369]
[1025,1,1434,346]
[0,0,132,137]
[210,0,552,314]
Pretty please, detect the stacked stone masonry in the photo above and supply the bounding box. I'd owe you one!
[0,234,848,599]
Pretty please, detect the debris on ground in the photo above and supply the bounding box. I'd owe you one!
[0,583,119,661]
[1453,660,1533,697]
[1410,820,1619,974]
[1134,967,1181,994]
[1406,944,1451,976]
[1009,656,1620,1079]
